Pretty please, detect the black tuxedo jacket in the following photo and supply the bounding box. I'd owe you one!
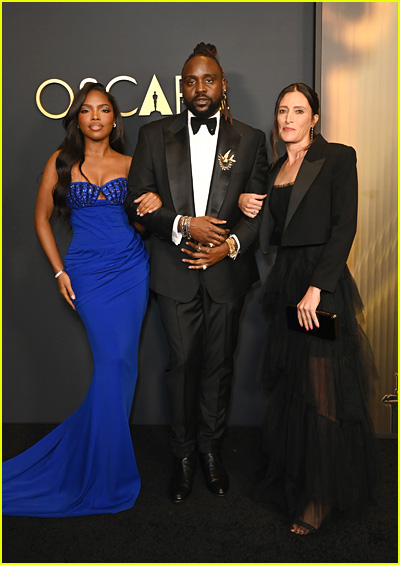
[259,135,358,293]
[126,110,268,303]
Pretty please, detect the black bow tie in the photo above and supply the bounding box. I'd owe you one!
[191,116,217,135]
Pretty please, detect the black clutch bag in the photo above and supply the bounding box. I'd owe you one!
[286,304,338,340]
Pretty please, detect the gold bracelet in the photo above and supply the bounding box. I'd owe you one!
[226,236,238,259]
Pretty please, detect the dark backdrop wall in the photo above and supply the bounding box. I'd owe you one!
[3,2,315,424]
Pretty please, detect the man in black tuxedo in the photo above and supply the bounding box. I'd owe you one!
[126,43,268,502]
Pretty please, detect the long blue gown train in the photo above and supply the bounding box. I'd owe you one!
[3,178,149,517]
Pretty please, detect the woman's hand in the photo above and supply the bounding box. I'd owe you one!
[57,272,76,310]
[238,193,267,218]
[134,192,162,216]
[181,241,229,269]
[297,286,321,330]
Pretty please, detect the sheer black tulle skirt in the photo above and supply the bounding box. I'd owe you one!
[256,244,378,528]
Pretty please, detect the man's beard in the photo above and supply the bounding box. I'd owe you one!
[184,95,222,119]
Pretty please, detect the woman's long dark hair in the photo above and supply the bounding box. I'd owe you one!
[53,82,126,220]
[270,82,320,164]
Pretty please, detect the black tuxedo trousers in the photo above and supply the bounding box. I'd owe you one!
[126,112,268,457]
[157,281,244,457]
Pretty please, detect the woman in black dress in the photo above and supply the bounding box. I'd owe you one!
[240,83,378,535]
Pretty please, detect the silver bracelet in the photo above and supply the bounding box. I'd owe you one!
[179,216,187,237]
[180,216,193,238]
[54,269,65,279]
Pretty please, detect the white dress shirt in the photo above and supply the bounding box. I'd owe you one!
[172,111,240,253]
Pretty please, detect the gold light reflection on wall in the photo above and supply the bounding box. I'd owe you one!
[320,2,398,433]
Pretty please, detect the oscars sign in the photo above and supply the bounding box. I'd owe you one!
[36,75,183,119]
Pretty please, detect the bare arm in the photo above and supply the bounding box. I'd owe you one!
[33,152,76,310]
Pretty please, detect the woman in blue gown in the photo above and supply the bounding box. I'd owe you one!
[3,83,161,517]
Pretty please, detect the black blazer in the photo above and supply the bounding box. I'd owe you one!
[126,110,268,303]
[259,135,358,293]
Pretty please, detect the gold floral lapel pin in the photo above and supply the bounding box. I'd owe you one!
[218,149,236,172]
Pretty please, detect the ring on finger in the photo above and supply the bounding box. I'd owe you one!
[209,243,214,247]
[197,245,201,252]
[202,264,207,270]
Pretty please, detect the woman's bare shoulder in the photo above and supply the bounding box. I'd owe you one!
[116,152,132,176]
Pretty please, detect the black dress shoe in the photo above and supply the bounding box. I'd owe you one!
[200,452,229,496]
[169,455,196,502]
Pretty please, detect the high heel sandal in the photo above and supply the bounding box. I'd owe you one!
[290,519,316,535]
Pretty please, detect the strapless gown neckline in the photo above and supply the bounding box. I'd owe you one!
[67,177,128,207]
[69,176,127,188]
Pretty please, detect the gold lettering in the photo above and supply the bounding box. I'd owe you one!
[106,76,138,117]
[175,75,183,114]
[80,78,97,89]
[139,75,173,116]
[36,74,179,119]
[36,79,74,119]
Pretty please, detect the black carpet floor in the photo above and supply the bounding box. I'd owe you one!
[2,425,398,563]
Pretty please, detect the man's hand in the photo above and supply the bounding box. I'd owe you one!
[181,241,229,269]
[188,216,229,246]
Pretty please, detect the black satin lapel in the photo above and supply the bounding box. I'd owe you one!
[165,117,195,215]
[205,120,241,217]
[283,158,325,232]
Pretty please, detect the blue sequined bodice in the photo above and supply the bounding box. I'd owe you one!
[67,177,127,208]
